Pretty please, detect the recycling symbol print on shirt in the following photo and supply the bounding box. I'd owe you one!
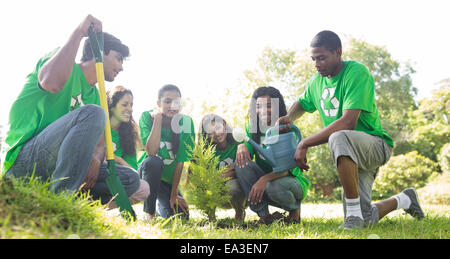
[320,87,339,117]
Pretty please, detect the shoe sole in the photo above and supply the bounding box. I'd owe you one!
[403,188,425,219]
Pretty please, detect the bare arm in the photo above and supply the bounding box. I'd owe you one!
[145,112,163,156]
[38,15,102,94]
[301,109,361,148]
[295,109,361,171]
[114,155,133,169]
[82,135,106,190]
[170,161,189,215]
[248,171,290,204]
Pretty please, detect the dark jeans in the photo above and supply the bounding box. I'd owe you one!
[7,105,105,193]
[139,156,188,219]
[6,104,140,203]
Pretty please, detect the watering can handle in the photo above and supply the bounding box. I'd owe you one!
[266,124,302,143]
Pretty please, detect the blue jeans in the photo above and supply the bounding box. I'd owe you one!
[6,105,140,201]
[235,161,303,217]
[139,156,188,219]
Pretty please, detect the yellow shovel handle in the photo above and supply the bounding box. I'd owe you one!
[95,62,115,160]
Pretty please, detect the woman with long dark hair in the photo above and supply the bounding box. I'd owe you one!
[107,85,141,169]
[138,84,195,220]
[235,86,310,225]
[199,114,247,221]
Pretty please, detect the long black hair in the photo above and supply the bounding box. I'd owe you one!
[107,85,140,156]
[200,114,235,149]
[248,86,287,144]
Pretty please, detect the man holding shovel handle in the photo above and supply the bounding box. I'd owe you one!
[3,15,149,219]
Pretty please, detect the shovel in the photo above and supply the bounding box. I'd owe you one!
[88,24,136,221]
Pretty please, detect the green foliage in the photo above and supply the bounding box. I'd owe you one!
[373,151,438,199]
[0,175,130,238]
[438,143,450,173]
[343,38,417,141]
[185,136,231,221]
[409,122,450,162]
[404,85,450,160]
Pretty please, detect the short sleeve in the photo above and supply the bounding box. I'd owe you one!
[139,110,153,146]
[342,64,375,112]
[298,80,317,113]
[176,115,196,162]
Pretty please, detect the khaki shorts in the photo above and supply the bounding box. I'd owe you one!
[328,130,393,225]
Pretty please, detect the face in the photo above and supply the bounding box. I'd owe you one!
[158,90,181,118]
[111,93,133,123]
[311,46,341,77]
[256,95,276,126]
[204,121,227,145]
[103,50,124,82]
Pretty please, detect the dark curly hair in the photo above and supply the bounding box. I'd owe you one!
[107,85,140,156]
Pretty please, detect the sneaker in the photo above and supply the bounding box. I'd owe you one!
[250,211,284,227]
[402,188,425,219]
[339,216,364,230]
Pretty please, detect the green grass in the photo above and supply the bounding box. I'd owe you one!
[1,175,449,239]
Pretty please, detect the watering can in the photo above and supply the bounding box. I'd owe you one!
[233,124,302,173]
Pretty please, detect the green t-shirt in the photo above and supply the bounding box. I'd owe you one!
[111,129,138,170]
[214,141,239,169]
[3,49,100,172]
[138,110,195,184]
[243,124,310,201]
[299,60,393,147]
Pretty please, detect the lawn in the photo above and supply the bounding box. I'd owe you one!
[1,175,449,239]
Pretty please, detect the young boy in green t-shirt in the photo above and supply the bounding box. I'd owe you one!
[278,30,424,229]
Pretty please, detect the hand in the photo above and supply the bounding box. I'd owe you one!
[81,161,100,190]
[170,195,189,215]
[295,141,310,171]
[76,14,102,38]
[248,177,267,205]
[236,144,251,168]
[151,108,163,122]
[275,115,292,133]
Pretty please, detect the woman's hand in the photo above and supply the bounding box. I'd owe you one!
[248,177,268,205]
[236,144,251,168]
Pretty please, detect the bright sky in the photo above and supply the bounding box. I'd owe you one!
[1,0,449,128]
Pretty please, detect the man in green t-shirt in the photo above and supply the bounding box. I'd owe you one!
[278,30,424,229]
[3,15,149,206]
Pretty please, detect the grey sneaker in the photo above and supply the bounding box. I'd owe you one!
[339,216,365,230]
[402,188,425,219]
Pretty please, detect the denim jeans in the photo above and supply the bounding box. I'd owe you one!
[7,105,106,193]
[235,161,303,217]
[89,162,142,205]
[139,156,188,219]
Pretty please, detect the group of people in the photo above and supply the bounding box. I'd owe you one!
[3,15,425,230]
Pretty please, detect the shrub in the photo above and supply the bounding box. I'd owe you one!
[373,151,438,199]
[184,136,231,222]
[438,143,450,173]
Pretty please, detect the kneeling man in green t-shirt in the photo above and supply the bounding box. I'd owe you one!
[278,30,424,229]
[3,15,149,206]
